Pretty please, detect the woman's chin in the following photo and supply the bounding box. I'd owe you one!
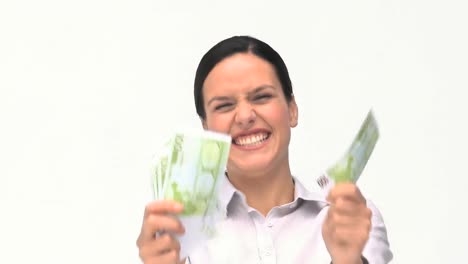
[228,161,273,177]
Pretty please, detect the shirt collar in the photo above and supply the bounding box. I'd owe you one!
[217,174,328,216]
[292,176,328,204]
[217,174,241,216]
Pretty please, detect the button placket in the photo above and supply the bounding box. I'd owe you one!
[251,211,277,264]
[262,214,277,263]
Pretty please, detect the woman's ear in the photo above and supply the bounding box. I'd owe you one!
[201,117,207,130]
[289,96,298,128]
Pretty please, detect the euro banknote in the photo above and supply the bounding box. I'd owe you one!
[150,130,231,259]
[317,110,380,193]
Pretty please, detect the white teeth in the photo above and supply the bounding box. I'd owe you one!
[235,133,268,146]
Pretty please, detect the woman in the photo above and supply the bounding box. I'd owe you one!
[137,36,393,264]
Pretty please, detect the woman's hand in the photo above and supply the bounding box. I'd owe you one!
[136,200,186,264]
[322,183,372,264]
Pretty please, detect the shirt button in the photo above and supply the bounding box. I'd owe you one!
[265,251,271,256]
[267,222,273,228]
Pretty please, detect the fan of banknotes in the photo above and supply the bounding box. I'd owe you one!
[150,130,231,258]
[317,110,380,193]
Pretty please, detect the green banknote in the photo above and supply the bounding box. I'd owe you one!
[162,132,231,216]
[150,130,231,259]
[317,110,380,190]
[151,131,231,215]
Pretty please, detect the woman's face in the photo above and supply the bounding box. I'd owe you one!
[202,52,298,176]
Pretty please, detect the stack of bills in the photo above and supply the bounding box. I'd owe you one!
[317,110,380,193]
[150,130,231,259]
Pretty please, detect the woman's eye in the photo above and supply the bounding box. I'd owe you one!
[214,103,233,111]
[253,94,272,101]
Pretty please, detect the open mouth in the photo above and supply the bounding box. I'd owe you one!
[232,132,270,147]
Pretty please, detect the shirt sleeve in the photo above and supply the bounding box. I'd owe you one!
[362,200,393,264]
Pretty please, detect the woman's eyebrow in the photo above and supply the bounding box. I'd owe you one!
[207,85,275,106]
[248,85,275,95]
[207,96,231,106]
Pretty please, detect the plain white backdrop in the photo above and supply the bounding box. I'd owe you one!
[1,0,467,263]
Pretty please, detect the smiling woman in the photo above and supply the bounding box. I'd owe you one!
[202,52,298,186]
[136,36,393,264]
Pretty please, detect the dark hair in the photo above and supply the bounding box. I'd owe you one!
[194,35,294,120]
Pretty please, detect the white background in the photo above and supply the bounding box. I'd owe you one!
[1,0,467,263]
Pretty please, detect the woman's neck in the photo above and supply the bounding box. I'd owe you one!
[227,165,295,217]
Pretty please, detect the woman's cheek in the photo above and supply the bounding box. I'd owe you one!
[217,117,232,134]
[206,115,229,133]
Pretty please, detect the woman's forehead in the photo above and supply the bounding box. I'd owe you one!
[203,53,281,95]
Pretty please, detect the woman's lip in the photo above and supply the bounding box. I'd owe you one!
[232,133,270,150]
[231,128,271,139]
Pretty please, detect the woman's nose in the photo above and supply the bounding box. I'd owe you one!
[234,102,256,128]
